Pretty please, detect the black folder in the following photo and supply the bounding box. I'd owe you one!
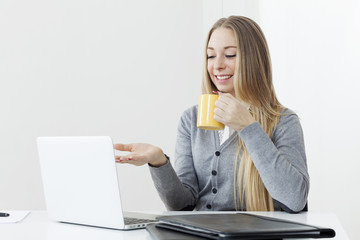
[147,223,210,240]
[149,213,335,239]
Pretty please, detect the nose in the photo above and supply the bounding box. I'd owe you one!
[214,56,225,70]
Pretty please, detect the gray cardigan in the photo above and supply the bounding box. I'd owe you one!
[149,105,309,213]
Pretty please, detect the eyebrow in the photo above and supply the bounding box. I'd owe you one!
[207,46,237,50]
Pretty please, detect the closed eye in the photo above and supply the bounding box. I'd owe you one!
[207,55,215,59]
[226,54,236,58]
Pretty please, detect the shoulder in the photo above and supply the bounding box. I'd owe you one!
[278,108,300,125]
[273,108,304,140]
[177,105,198,132]
[180,105,198,123]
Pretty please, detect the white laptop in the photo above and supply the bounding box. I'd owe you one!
[37,136,158,230]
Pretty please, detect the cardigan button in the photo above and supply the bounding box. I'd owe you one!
[215,151,220,156]
[206,204,212,209]
[212,188,217,194]
[211,170,217,176]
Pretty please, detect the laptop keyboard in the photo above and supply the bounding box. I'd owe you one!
[124,217,157,225]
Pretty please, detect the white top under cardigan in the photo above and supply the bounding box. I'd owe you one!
[218,125,234,146]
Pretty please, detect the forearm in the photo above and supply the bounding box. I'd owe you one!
[239,121,309,212]
[149,160,197,210]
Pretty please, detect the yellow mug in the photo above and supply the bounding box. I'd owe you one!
[197,94,225,130]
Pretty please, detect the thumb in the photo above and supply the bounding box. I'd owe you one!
[114,143,133,152]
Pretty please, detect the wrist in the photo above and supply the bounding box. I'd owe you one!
[149,152,168,168]
[235,119,257,132]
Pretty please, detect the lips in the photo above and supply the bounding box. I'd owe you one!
[215,75,233,82]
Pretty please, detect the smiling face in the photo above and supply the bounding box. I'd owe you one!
[207,27,237,96]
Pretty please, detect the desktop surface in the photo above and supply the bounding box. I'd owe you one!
[0,211,348,240]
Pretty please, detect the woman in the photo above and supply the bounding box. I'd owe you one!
[115,16,309,213]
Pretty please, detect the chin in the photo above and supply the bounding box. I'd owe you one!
[217,87,233,93]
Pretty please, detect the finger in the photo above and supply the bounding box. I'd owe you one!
[114,143,133,152]
[116,159,133,164]
[115,153,134,161]
[117,159,130,164]
[214,113,225,124]
[215,99,228,110]
[118,160,143,166]
[218,95,234,106]
[126,154,146,162]
[217,92,232,98]
[123,154,135,160]
[116,157,144,166]
[214,105,226,115]
[214,108,226,122]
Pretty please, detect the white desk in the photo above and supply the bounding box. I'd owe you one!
[0,211,348,240]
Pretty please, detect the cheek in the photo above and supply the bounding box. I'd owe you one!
[207,62,213,75]
[228,59,236,73]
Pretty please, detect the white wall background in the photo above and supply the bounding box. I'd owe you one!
[0,0,203,212]
[1,0,359,238]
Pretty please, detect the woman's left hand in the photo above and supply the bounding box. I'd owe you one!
[214,93,256,132]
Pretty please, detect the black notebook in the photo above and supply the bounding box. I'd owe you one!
[149,213,335,239]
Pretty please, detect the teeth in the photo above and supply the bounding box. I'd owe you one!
[217,75,232,80]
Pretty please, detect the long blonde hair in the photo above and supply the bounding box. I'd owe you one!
[202,16,284,211]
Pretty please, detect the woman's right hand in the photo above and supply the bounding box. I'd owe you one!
[114,143,168,167]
